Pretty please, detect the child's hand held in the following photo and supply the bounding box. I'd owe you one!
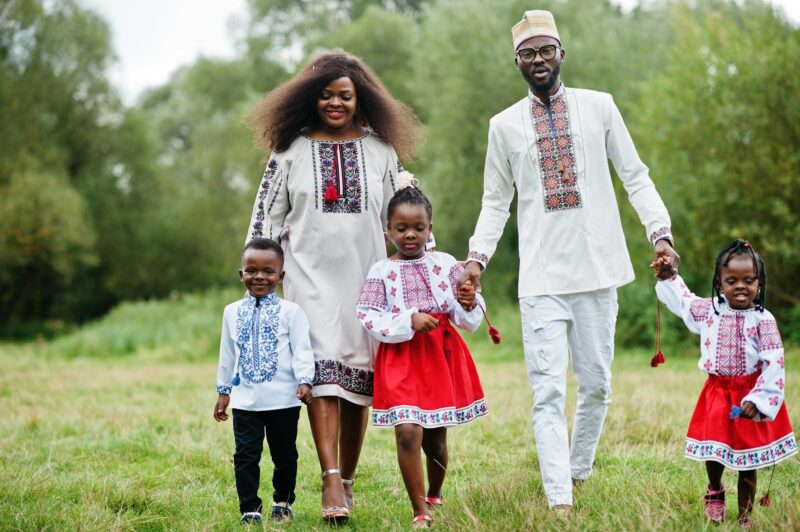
[296,383,313,405]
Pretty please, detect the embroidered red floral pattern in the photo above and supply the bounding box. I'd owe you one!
[358,278,386,310]
[530,96,582,212]
[690,298,712,322]
[400,262,436,312]
[715,314,747,376]
[758,319,783,351]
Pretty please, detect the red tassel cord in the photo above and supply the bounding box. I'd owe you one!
[759,464,776,507]
[323,183,339,201]
[477,303,501,345]
[651,300,666,367]
[459,281,501,344]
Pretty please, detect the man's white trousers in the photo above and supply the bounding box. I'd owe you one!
[519,288,618,507]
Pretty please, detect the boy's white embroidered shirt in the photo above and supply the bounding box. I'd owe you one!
[356,252,484,343]
[468,85,672,297]
[657,275,786,420]
[216,292,315,411]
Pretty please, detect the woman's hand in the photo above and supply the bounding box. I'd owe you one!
[411,312,439,333]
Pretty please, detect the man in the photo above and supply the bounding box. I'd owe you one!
[458,10,679,512]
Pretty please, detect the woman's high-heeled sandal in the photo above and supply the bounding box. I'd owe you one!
[341,477,354,511]
[321,469,349,524]
[412,514,433,528]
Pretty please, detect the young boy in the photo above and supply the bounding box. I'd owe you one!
[214,238,314,524]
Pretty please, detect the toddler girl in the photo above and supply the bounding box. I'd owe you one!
[652,239,796,527]
[356,173,488,528]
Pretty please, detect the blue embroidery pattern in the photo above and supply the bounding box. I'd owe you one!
[235,292,281,383]
[685,433,797,470]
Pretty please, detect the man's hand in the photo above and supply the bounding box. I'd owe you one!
[457,262,483,310]
[296,383,313,405]
[739,401,759,419]
[214,394,230,422]
[411,312,439,333]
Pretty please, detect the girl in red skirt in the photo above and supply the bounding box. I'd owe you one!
[653,240,796,527]
[357,173,488,528]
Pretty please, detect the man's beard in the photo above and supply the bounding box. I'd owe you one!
[522,64,561,93]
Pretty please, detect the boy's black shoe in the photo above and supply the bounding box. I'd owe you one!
[270,503,293,522]
[240,511,262,525]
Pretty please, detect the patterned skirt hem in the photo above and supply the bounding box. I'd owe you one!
[684,433,798,470]
[312,384,372,407]
[372,399,488,428]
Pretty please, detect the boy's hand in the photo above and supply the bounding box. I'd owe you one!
[296,384,313,405]
[739,401,759,419]
[650,256,677,280]
[214,394,230,422]
[458,280,477,310]
[412,312,439,333]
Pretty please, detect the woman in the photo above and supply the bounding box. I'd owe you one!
[246,50,419,523]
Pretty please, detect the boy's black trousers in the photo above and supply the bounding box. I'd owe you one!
[232,406,300,513]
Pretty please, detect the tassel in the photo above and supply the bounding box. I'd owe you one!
[477,303,501,345]
[323,183,339,201]
[460,280,501,345]
[231,372,240,386]
[759,464,776,506]
[651,300,666,367]
[650,351,665,367]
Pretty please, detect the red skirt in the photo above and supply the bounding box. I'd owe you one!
[685,373,797,470]
[372,313,487,428]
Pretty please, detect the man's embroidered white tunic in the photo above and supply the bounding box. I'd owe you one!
[468,85,673,297]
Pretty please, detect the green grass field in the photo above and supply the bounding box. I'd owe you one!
[1,292,799,530]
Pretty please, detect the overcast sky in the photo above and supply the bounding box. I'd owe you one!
[80,0,799,106]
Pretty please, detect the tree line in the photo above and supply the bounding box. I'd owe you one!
[1,0,798,345]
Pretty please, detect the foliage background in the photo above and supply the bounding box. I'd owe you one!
[1,0,799,350]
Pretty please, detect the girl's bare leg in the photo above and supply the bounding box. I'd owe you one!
[422,427,448,499]
[738,470,757,522]
[395,423,430,518]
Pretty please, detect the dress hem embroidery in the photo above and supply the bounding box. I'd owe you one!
[684,434,797,470]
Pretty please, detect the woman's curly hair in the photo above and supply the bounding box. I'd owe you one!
[247,50,420,161]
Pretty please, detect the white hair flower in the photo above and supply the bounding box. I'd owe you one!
[396,171,419,190]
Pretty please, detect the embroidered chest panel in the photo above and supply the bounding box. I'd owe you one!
[235,299,281,384]
[715,314,747,376]
[400,262,437,312]
[313,140,366,213]
[531,97,582,212]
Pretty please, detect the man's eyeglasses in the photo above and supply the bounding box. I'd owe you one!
[516,45,559,63]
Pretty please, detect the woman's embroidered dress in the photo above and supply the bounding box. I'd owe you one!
[357,252,488,428]
[657,275,796,470]
[246,131,402,406]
